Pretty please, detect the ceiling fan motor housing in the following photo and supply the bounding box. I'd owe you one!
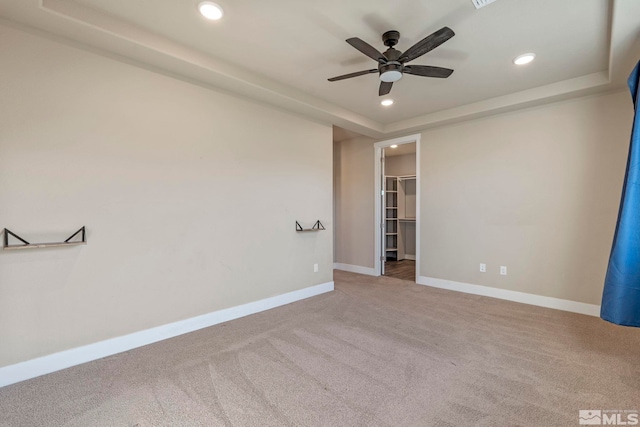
[382,30,400,47]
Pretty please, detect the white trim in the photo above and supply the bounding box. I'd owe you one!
[0,281,334,388]
[417,276,600,317]
[333,263,377,276]
[403,254,416,261]
[415,138,421,280]
[374,134,421,279]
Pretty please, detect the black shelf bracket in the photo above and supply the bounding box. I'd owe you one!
[64,226,86,243]
[296,220,325,232]
[2,226,87,250]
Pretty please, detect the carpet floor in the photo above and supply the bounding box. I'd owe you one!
[1,270,639,426]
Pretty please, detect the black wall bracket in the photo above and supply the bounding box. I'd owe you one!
[2,226,87,250]
[296,220,325,232]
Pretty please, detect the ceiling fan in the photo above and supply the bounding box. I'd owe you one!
[328,27,455,96]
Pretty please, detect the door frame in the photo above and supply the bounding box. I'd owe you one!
[373,133,421,279]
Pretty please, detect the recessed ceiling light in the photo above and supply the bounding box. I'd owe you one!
[390,144,398,148]
[381,99,394,106]
[513,53,536,65]
[198,1,223,20]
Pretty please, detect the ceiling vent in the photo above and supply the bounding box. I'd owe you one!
[471,0,497,9]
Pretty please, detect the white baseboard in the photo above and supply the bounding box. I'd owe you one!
[404,254,416,261]
[417,276,600,317]
[0,281,334,388]
[333,263,377,276]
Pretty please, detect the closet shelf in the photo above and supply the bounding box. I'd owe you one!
[295,220,325,232]
[384,174,416,264]
[2,227,86,250]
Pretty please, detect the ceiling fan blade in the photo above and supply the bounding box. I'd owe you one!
[379,81,393,96]
[399,27,455,63]
[328,69,378,82]
[404,65,454,78]
[346,38,387,63]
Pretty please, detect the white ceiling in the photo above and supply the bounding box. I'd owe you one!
[0,0,639,138]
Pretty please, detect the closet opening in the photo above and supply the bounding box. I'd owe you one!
[374,135,420,281]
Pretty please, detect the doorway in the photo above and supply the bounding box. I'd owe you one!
[374,134,420,281]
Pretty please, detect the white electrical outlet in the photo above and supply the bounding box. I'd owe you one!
[500,266,507,275]
[480,263,486,272]
[314,263,318,273]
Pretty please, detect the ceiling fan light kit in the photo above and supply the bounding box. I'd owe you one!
[380,65,403,82]
[328,27,455,96]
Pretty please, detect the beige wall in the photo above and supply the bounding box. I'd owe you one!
[332,86,631,306]
[0,25,333,367]
[333,136,376,268]
[420,91,632,305]
[385,153,416,176]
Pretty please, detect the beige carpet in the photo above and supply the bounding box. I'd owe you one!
[1,270,639,426]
